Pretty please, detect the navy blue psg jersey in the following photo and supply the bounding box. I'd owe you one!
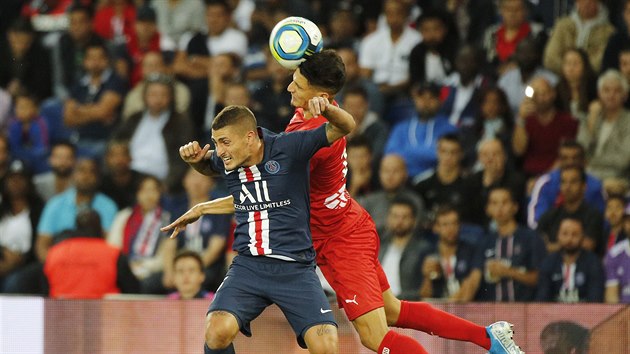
[209,125,329,263]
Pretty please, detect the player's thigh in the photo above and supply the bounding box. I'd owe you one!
[303,324,338,354]
[381,288,402,326]
[319,229,385,321]
[270,262,337,349]
[351,306,389,351]
[208,257,271,339]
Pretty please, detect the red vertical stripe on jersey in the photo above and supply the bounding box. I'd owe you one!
[253,211,265,255]
[244,167,254,182]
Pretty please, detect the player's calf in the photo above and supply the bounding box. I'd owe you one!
[205,311,240,350]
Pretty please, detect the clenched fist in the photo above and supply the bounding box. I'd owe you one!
[179,141,212,164]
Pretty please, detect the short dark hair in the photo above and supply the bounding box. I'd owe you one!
[206,0,231,13]
[85,40,110,59]
[14,89,39,106]
[135,174,163,194]
[434,204,460,221]
[390,196,418,217]
[75,209,103,238]
[488,186,517,203]
[347,134,372,153]
[559,140,585,158]
[606,194,626,206]
[173,249,204,271]
[411,81,441,97]
[51,140,77,157]
[211,105,257,131]
[9,17,34,33]
[299,49,346,95]
[68,3,94,18]
[438,133,461,147]
[417,8,449,27]
[560,166,587,183]
[344,85,368,101]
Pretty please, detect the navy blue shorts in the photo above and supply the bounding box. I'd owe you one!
[208,255,336,348]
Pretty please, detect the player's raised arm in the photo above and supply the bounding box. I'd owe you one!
[179,141,216,176]
[161,195,235,238]
[308,97,356,144]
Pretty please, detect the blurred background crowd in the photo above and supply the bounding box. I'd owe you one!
[1,0,630,304]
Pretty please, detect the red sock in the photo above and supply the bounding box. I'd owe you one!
[378,330,428,354]
[395,301,491,350]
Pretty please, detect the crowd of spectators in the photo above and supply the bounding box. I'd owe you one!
[1,0,630,304]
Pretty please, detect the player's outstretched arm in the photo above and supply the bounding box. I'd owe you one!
[179,141,216,176]
[308,97,356,144]
[160,196,236,239]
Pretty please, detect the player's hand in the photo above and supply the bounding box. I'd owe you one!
[179,141,211,164]
[307,97,330,116]
[160,205,203,239]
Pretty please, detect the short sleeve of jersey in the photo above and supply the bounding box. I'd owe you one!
[276,124,329,161]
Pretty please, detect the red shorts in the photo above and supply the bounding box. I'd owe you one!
[313,212,390,321]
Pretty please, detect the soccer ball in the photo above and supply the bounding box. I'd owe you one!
[269,17,323,70]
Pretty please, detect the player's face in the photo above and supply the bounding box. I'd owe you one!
[69,11,91,41]
[83,47,109,75]
[173,257,205,297]
[105,144,131,172]
[434,211,460,245]
[287,68,321,109]
[437,140,462,169]
[605,199,625,227]
[14,97,38,122]
[206,5,230,35]
[73,159,99,194]
[500,0,526,29]
[145,83,172,115]
[557,219,584,254]
[598,79,627,111]
[379,155,407,192]
[478,140,505,172]
[419,19,446,48]
[212,125,254,171]
[142,52,166,78]
[136,178,161,211]
[562,50,585,82]
[558,147,583,169]
[50,145,76,177]
[559,169,585,203]
[481,91,502,119]
[486,189,517,224]
[386,204,416,237]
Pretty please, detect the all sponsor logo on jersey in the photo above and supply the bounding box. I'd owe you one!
[264,160,280,174]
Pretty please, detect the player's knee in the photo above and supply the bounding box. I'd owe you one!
[305,324,338,354]
[358,333,382,351]
[308,334,338,354]
[205,311,238,349]
[383,294,402,326]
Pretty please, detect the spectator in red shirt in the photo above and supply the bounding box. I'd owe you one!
[93,0,136,44]
[512,76,578,178]
[44,209,139,299]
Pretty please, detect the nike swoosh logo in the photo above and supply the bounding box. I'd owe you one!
[224,169,235,175]
[320,308,332,313]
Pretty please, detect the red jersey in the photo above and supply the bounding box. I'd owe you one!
[286,108,366,240]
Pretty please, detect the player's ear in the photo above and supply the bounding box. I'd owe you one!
[320,92,330,100]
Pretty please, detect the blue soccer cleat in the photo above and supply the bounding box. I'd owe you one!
[486,321,525,354]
